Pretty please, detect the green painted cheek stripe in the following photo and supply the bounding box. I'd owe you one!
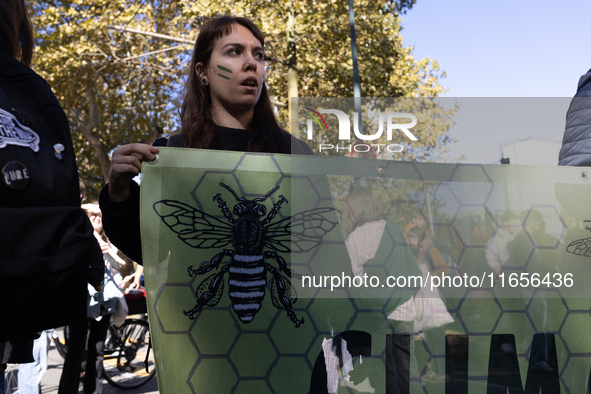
[217,65,232,80]
[217,65,233,73]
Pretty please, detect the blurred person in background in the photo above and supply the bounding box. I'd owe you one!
[342,186,422,391]
[59,202,126,394]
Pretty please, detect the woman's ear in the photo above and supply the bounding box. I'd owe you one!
[196,62,207,78]
[195,62,209,87]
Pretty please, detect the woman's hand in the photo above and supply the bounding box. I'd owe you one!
[108,143,159,202]
[119,272,141,290]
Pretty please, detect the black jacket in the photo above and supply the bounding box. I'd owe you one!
[100,127,314,264]
[0,50,103,342]
[558,68,591,166]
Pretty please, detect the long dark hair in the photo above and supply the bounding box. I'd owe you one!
[0,0,33,66]
[180,16,291,153]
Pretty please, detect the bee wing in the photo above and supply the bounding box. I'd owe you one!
[153,200,233,249]
[271,275,297,309]
[566,237,591,257]
[264,207,341,253]
[196,272,225,307]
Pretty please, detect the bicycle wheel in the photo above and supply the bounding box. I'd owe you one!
[103,318,156,390]
[52,326,69,359]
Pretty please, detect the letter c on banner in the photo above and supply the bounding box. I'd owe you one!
[310,331,412,394]
[310,331,371,394]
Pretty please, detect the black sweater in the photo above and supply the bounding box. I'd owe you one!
[0,49,103,347]
[99,127,313,264]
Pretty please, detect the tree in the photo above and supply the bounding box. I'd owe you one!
[30,0,190,197]
[29,0,452,199]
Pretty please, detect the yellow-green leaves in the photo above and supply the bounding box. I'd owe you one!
[30,0,451,198]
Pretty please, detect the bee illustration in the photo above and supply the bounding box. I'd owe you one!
[566,220,591,256]
[153,183,340,327]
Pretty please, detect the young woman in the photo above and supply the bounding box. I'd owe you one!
[100,16,312,263]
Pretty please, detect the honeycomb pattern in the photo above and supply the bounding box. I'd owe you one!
[144,152,591,394]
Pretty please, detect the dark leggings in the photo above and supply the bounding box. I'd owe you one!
[58,315,111,394]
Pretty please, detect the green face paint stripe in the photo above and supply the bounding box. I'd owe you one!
[217,73,231,80]
[217,65,233,73]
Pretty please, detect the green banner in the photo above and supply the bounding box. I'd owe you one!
[141,148,591,393]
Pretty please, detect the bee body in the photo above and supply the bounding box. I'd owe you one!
[227,254,267,323]
[231,214,265,254]
[154,183,340,327]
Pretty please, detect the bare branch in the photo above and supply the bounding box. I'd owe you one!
[122,45,188,61]
[108,25,195,44]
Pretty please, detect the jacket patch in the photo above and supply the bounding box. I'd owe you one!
[0,108,40,152]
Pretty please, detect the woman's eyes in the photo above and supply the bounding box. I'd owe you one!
[227,48,264,61]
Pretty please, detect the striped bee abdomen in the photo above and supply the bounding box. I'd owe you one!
[228,254,267,323]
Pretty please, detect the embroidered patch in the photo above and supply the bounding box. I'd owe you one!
[0,108,40,152]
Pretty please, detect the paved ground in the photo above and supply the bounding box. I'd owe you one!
[5,339,159,394]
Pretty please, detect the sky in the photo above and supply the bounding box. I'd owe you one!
[398,0,591,164]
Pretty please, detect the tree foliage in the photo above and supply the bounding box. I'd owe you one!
[30,0,190,196]
[29,0,451,199]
